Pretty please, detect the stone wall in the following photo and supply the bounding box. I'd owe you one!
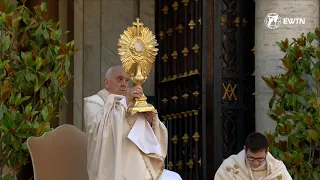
[255,0,320,133]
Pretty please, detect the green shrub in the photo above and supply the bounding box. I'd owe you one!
[0,1,75,179]
[263,27,320,179]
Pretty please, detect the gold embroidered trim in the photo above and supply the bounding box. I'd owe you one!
[141,151,165,180]
[226,163,240,180]
[246,164,253,180]
[245,160,272,180]
[125,115,165,180]
[252,168,267,172]
[268,161,272,175]
[145,153,165,161]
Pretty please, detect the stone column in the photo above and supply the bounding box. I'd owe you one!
[59,0,68,126]
[255,0,320,133]
[83,0,102,97]
[73,0,85,130]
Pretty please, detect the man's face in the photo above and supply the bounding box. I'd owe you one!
[104,67,129,95]
[246,149,267,168]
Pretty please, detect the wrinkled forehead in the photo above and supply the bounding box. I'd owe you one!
[111,67,128,78]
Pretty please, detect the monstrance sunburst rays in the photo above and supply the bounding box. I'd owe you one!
[118,18,158,85]
[117,18,159,115]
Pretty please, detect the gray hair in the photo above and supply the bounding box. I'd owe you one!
[104,66,123,80]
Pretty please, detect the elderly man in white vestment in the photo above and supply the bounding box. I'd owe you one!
[84,66,182,180]
[214,132,292,180]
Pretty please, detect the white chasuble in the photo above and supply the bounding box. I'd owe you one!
[84,89,182,180]
[214,150,292,180]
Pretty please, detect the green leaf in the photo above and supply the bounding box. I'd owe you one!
[56,55,64,60]
[313,172,320,180]
[279,153,286,162]
[15,55,23,64]
[10,136,20,151]
[270,147,282,157]
[38,122,52,136]
[6,3,15,15]
[317,98,320,106]
[40,2,47,12]
[53,28,62,40]
[284,114,300,121]
[269,94,276,109]
[41,106,48,120]
[21,142,28,150]
[0,125,9,132]
[276,42,285,52]
[15,132,29,139]
[0,60,10,70]
[307,129,318,142]
[17,151,26,165]
[25,71,36,82]
[22,8,30,23]
[36,56,44,70]
[34,76,41,92]
[33,121,39,129]
[31,111,39,116]
[3,111,15,129]
[35,24,43,41]
[14,93,30,105]
[296,95,307,106]
[46,47,53,60]
[43,29,49,40]
[3,174,13,180]
[40,87,47,99]
[2,134,10,145]
[303,161,313,171]
[309,31,320,41]
[1,35,10,53]
[0,103,8,119]
[25,103,32,114]
[307,32,314,43]
[65,58,70,71]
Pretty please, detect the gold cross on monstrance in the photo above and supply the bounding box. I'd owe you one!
[133,18,144,35]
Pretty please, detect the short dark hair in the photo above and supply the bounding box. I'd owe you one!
[245,132,269,152]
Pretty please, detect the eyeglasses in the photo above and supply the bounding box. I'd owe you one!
[246,156,266,162]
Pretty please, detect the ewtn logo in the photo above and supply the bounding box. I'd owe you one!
[264,13,306,29]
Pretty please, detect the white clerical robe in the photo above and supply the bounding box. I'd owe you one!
[214,150,292,180]
[84,89,182,180]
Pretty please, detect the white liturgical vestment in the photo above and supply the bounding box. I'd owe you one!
[214,150,292,180]
[84,89,182,180]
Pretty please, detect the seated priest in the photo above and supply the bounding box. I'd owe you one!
[84,66,182,180]
[214,132,292,180]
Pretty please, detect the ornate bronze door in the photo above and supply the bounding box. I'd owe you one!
[155,0,255,179]
[212,0,256,172]
[155,0,205,179]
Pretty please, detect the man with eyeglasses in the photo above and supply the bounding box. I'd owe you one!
[214,132,292,180]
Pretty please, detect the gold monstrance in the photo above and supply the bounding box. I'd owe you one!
[118,18,159,115]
